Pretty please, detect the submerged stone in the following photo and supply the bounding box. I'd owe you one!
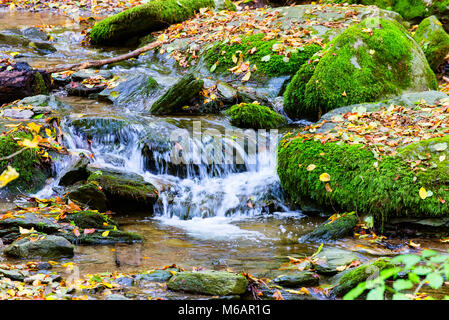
[312,247,360,275]
[273,271,319,287]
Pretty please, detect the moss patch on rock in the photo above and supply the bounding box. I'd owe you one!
[331,258,392,297]
[225,102,287,129]
[167,270,248,296]
[0,131,49,194]
[414,15,449,71]
[283,18,437,120]
[89,0,215,45]
[301,213,358,242]
[278,94,449,225]
[204,33,322,79]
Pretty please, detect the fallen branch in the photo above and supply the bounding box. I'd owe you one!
[0,147,27,161]
[45,40,166,74]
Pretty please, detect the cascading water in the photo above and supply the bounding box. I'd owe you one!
[59,106,297,241]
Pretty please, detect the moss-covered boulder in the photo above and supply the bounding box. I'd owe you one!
[87,168,159,213]
[167,270,248,296]
[284,18,437,120]
[89,0,215,45]
[67,183,108,212]
[149,73,204,115]
[0,131,51,194]
[323,0,449,23]
[64,210,118,230]
[331,258,392,297]
[225,102,287,129]
[204,33,322,79]
[278,91,449,225]
[4,235,74,259]
[301,213,358,242]
[413,15,449,71]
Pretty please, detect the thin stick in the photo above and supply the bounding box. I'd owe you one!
[45,40,166,74]
[0,147,27,161]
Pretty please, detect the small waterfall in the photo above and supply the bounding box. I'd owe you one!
[61,111,294,240]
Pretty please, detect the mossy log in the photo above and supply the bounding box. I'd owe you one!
[89,0,216,45]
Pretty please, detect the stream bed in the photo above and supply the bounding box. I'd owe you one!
[1,8,448,300]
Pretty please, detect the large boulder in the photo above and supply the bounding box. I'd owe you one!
[413,15,449,71]
[283,18,437,120]
[167,270,248,296]
[89,0,216,45]
[67,183,108,212]
[4,235,74,259]
[278,91,449,225]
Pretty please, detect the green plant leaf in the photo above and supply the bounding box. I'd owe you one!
[422,249,438,259]
[392,254,421,269]
[366,286,385,300]
[413,266,432,276]
[426,272,444,289]
[408,272,420,283]
[392,293,411,300]
[393,279,413,291]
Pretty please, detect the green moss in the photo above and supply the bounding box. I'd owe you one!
[32,72,48,95]
[65,210,118,229]
[283,56,320,120]
[0,131,48,193]
[332,258,392,297]
[225,103,287,129]
[204,33,322,78]
[284,18,436,120]
[414,15,449,71]
[90,0,215,45]
[277,135,449,225]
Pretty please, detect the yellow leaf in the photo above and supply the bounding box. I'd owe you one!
[19,226,35,234]
[325,183,333,193]
[306,164,316,171]
[45,128,52,137]
[20,137,39,149]
[27,122,42,133]
[102,230,110,237]
[242,71,251,82]
[419,187,427,200]
[0,166,19,188]
[319,173,331,182]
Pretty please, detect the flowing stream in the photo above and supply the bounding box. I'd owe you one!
[6,9,449,300]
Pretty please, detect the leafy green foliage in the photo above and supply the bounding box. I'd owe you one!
[344,250,449,300]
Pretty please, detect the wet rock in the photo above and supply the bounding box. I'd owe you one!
[59,153,91,186]
[150,73,204,115]
[312,247,360,275]
[71,69,113,82]
[66,183,108,212]
[104,294,130,300]
[0,29,55,55]
[10,94,71,111]
[4,235,74,259]
[2,108,34,119]
[0,212,60,233]
[0,268,27,281]
[273,271,319,287]
[98,74,159,108]
[301,214,358,242]
[66,81,107,97]
[0,62,50,104]
[216,81,237,104]
[135,269,177,282]
[36,261,52,270]
[414,15,449,71]
[87,168,158,213]
[59,228,143,245]
[167,270,248,296]
[113,276,134,287]
[331,258,393,297]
